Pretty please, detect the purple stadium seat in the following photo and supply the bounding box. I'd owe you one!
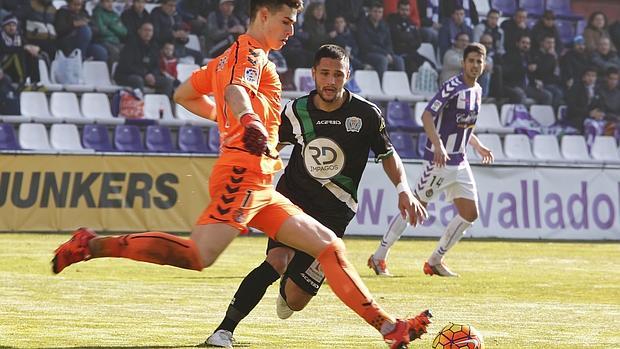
[556,19,576,44]
[545,0,582,20]
[520,0,544,17]
[417,133,427,158]
[82,124,113,151]
[0,123,20,150]
[386,101,420,130]
[207,126,220,153]
[298,75,315,92]
[114,124,144,152]
[146,125,175,152]
[389,131,417,159]
[490,0,517,16]
[178,125,208,153]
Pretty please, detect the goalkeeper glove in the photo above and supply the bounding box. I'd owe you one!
[240,112,268,156]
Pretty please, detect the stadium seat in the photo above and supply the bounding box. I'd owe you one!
[0,123,20,150]
[382,71,419,102]
[354,70,386,101]
[20,91,56,123]
[50,123,92,152]
[18,123,52,151]
[38,59,63,91]
[504,134,534,160]
[520,0,544,17]
[175,103,216,126]
[416,133,427,158]
[590,136,620,162]
[561,135,591,161]
[50,92,94,124]
[476,134,506,160]
[82,124,113,151]
[178,125,208,153]
[477,104,514,134]
[556,105,567,123]
[413,101,426,127]
[385,100,419,130]
[532,135,562,161]
[417,43,438,68]
[186,34,201,52]
[81,93,123,125]
[556,19,577,44]
[491,0,517,16]
[82,61,122,93]
[389,131,417,158]
[177,63,199,82]
[207,126,220,153]
[114,124,144,152]
[280,98,291,112]
[52,1,66,9]
[546,0,582,19]
[50,57,95,92]
[466,143,480,160]
[529,104,555,127]
[410,71,437,99]
[145,125,175,152]
[144,3,158,13]
[294,68,314,92]
[472,0,490,17]
[144,94,182,126]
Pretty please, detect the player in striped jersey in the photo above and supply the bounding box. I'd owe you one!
[368,43,494,277]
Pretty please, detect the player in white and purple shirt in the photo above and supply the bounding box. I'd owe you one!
[368,43,495,277]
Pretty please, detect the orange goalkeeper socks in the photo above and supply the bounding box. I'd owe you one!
[90,232,204,271]
[317,239,395,331]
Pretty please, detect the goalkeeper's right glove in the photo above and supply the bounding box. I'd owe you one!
[240,112,268,156]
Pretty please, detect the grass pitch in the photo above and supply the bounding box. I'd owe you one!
[0,233,619,349]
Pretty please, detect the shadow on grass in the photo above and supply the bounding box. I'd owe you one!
[0,342,253,349]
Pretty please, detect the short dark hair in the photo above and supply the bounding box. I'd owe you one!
[313,44,350,67]
[370,1,383,10]
[583,66,598,76]
[452,6,465,14]
[488,8,501,16]
[249,0,304,22]
[398,0,409,7]
[606,67,619,76]
[463,43,486,60]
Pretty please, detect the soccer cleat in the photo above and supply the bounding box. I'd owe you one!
[423,261,459,277]
[204,329,234,348]
[276,293,294,319]
[52,227,97,274]
[367,255,393,277]
[383,309,433,349]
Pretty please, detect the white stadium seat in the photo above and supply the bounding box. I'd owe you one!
[354,70,386,100]
[529,104,555,127]
[561,135,591,161]
[381,71,419,102]
[83,61,122,93]
[500,103,517,126]
[50,57,94,92]
[590,136,620,162]
[476,104,514,134]
[476,133,506,160]
[50,124,92,152]
[504,134,534,160]
[177,63,199,82]
[417,43,438,69]
[20,91,56,123]
[18,123,52,150]
[81,93,123,125]
[38,60,63,91]
[144,94,182,126]
[175,104,216,127]
[50,92,94,124]
[186,34,201,52]
[532,135,562,161]
[413,101,426,127]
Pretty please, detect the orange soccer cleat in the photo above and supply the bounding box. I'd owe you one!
[423,261,459,277]
[52,227,97,274]
[383,309,433,349]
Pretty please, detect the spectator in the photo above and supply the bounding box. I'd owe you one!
[55,0,107,62]
[437,6,472,58]
[530,10,563,56]
[384,0,421,27]
[176,0,217,35]
[357,2,405,78]
[0,14,40,86]
[439,31,468,84]
[302,2,330,53]
[439,0,478,27]
[330,15,367,71]
[502,34,552,105]
[386,0,424,76]
[473,8,504,55]
[565,66,601,133]
[591,37,620,74]
[501,8,530,54]
[150,0,184,48]
[205,0,245,58]
[325,0,365,32]
[599,67,620,124]
[533,35,564,108]
[232,0,250,25]
[560,35,589,89]
[479,33,501,98]
[584,11,617,54]
[121,0,150,40]
[114,21,173,97]
[159,41,179,87]
[0,67,19,114]
[92,0,127,64]
[281,22,313,71]
[173,22,202,64]
[417,0,439,45]
[20,0,56,59]
[609,19,620,51]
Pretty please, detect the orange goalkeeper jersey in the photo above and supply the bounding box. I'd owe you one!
[190,33,283,174]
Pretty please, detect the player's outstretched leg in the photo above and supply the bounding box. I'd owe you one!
[424,214,473,277]
[369,213,408,276]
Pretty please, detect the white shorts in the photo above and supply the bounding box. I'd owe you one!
[413,161,478,203]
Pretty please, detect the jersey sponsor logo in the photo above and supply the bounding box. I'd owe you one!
[316,120,342,125]
[303,137,345,179]
[431,100,442,112]
[244,67,259,85]
[345,116,362,132]
[456,111,477,125]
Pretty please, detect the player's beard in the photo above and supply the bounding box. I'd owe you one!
[317,87,342,104]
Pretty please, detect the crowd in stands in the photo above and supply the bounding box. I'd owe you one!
[0,0,619,157]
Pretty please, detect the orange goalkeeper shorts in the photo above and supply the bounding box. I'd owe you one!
[196,165,302,238]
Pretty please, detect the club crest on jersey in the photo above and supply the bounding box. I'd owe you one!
[431,100,442,112]
[345,116,362,132]
[244,67,259,85]
[425,189,434,198]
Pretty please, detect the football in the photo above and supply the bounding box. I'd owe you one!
[431,322,484,349]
